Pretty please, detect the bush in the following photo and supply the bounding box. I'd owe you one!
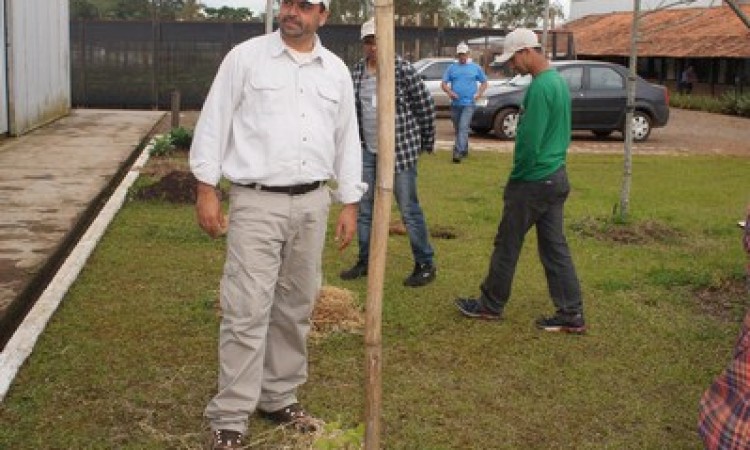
[671,91,750,117]
[148,134,175,157]
[169,126,193,150]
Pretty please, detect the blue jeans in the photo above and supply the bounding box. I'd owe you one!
[450,104,475,157]
[479,167,583,316]
[357,150,434,266]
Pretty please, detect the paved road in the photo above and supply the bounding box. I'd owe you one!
[436,108,750,156]
[178,107,749,156]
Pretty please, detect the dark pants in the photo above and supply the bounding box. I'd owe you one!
[480,167,583,316]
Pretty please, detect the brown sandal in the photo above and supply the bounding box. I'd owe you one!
[258,403,321,433]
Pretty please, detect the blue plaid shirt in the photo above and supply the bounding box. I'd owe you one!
[352,56,436,173]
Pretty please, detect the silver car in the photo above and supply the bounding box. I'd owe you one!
[412,57,454,110]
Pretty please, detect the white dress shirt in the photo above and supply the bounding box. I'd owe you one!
[190,31,364,204]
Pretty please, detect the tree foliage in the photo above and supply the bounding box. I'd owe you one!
[495,0,565,29]
[69,0,566,26]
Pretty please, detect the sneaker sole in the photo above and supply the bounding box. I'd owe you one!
[403,275,436,287]
[537,325,586,334]
[339,270,367,280]
[455,303,501,320]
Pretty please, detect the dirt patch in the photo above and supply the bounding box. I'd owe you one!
[430,225,458,239]
[132,170,200,204]
[693,277,750,322]
[141,154,190,179]
[389,219,458,239]
[570,216,683,245]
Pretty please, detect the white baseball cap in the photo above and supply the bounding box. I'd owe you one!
[361,18,375,40]
[497,28,541,64]
[311,0,330,8]
[456,42,470,54]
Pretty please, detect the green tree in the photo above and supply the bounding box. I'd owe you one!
[443,0,474,27]
[393,0,452,26]
[71,0,101,19]
[477,1,498,27]
[203,6,255,21]
[326,0,369,24]
[109,0,151,20]
[177,0,204,20]
[495,0,564,29]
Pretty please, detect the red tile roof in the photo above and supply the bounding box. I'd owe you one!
[562,5,750,58]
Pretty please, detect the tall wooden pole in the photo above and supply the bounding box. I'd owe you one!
[364,1,395,449]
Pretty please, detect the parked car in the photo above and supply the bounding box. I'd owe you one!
[413,57,507,110]
[470,60,670,142]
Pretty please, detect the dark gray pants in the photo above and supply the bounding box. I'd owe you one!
[480,167,583,316]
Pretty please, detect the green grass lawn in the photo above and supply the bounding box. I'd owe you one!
[1,150,748,449]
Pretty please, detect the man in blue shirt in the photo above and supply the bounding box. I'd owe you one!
[441,42,488,163]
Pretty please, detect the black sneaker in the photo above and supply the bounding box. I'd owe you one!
[454,297,502,320]
[535,313,586,334]
[403,262,436,287]
[340,261,367,280]
[452,155,461,164]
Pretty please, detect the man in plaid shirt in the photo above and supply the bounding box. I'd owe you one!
[698,204,750,449]
[340,18,437,287]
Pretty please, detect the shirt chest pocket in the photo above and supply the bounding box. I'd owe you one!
[245,73,286,115]
[316,84,340,119]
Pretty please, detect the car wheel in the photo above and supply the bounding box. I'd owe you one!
[493,108,520,140]
[592,130,613,138]
[629,111,652,142]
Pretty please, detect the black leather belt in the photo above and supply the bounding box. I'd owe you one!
[238,181,325,196]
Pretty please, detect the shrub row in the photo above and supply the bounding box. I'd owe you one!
[670,91,750,118]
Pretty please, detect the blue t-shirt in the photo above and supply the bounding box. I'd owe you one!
[442,62,487,106]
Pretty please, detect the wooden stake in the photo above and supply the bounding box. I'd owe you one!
[170,89,180,129]
[364,2,395,449]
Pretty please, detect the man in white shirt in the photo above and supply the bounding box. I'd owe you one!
[189,0,364,447]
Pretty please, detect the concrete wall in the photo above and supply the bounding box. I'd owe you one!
[6,0,71,136]
[0,3,7,135]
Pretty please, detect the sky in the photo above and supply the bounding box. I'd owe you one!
[201,0,573,18]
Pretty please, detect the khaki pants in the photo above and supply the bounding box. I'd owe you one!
[205,185,330,434]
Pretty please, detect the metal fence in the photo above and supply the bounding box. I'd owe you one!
[70,20,575,109]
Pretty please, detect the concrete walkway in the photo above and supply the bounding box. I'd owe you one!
[0,109,165,346]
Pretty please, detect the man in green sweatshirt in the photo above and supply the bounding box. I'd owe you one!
[454,28,586,334]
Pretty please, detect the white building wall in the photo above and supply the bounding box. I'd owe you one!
[0,3,7,135]
[6,0,71,136]
[570,0,720,21]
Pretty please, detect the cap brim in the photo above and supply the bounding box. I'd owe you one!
[496,51,514,64]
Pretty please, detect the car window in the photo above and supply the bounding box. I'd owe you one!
[558,67,583,91]
[589,67,624,90]
[420,61,451,80]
